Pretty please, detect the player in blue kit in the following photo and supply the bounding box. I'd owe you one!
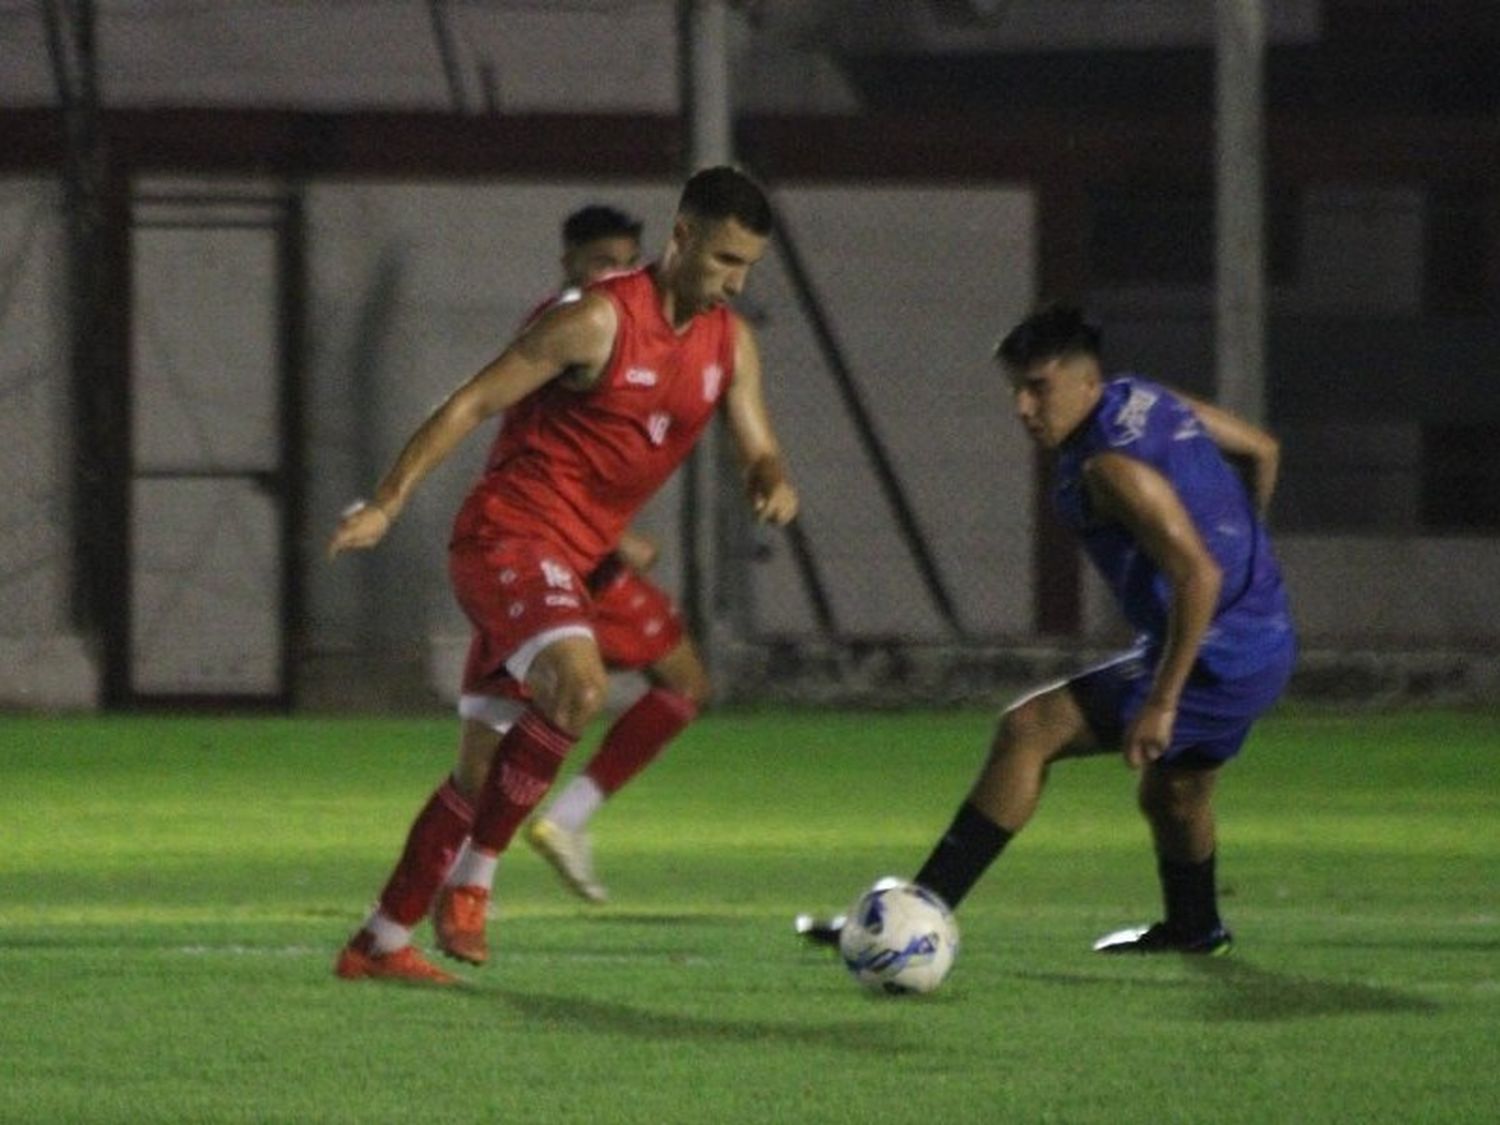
[799,304,1295,954]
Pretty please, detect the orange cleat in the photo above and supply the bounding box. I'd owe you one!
[432,884,491,966]
[334,939,458,985]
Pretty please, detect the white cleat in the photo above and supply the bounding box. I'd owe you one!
[525,818,608,903]
[794,912,846,948]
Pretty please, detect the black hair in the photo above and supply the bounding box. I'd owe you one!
[994,304,1103,369]
[562,204,643,249]
[677,165,773,235]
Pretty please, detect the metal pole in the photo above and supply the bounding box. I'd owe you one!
[1215,0,1267,424]
[44,0,122,694]
[683,0,732,168]
[677,1,740,665]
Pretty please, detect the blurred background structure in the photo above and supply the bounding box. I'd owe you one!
[1,0,1496,712]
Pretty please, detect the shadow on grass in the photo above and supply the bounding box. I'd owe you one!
[1014,958,1439,1022]
[1310,937,1500,954]
[565,912,740,927]
[479,987,924,1055]
[1185,957,1441,1021]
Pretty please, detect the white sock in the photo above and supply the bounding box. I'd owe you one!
[448,841,500,890]
[363,910,411,956]
[544,775,605,832]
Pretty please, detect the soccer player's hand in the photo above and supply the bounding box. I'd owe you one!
[747,463,799,526]
[1122,700,1176,769]
[327,501,392,559]
[752,480,798,525]
[616,528,660,572]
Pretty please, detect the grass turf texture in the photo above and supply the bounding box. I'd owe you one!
[1,708,1496,1124]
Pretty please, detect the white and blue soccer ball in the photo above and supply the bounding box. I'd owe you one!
[838,878,959,995]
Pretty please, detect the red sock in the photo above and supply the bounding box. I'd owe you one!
[470,709,577,854]
[376,777,473,927]
[585,687,698,795]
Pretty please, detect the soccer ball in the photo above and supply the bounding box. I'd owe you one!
[838,878,959,995]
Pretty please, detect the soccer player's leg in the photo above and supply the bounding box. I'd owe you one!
[438,634,605,963]
[797,674,1102,948]
[432,543,601,965]
[1091,651,1293,955]
[528,570,704,903]
[426,709,513,962]
[333,771,475,982]
[334,640,510,983]
[332,773,475,981]
[912,677,1103,907]
[1092,761,1234,955]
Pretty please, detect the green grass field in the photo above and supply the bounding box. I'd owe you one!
[1,707,1496,1124]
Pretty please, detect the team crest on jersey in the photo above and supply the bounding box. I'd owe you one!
[1110,386,1160,446]
[625,366,658,387]
[701,362,724,402]
[647,411,672,446]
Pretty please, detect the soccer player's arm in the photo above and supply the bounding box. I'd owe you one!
[328,294,618,557]
[1083,453,1224,769]
[722,316,799,526]
[1176,391,1281,518]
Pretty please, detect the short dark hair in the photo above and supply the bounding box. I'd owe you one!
[995,304,1103,369]
[562,204,643,249]
[678,165,773,235]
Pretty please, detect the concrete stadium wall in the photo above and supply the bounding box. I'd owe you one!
[4,174,1499,710]
[0,179,99,709]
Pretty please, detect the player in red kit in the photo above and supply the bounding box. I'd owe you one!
[399,201,713,906]
[329,167,796,983]
[520,205,716,905]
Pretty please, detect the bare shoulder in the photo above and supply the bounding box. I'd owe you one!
[516,289,618,371]
[536,289,618,336]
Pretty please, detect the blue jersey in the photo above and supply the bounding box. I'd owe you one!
[1052,376,1294,679]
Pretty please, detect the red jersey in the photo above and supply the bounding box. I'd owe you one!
[451,266,737,575]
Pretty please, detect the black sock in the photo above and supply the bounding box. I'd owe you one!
[912,802,1013,910]
[1158,853,1222,936]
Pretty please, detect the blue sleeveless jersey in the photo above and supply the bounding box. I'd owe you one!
[1052,376,1295,679]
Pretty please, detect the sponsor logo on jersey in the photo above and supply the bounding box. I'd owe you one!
[701,362,724,401]
[544,594,581,608]
[625,366,659,387]
[1110,385,1160,446]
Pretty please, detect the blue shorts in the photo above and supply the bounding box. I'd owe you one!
[1066,641,1295,769]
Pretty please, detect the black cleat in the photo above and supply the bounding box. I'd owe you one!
[793,913,846,948]
[1092,921,1233,955]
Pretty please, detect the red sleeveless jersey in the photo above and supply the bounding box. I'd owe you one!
[451,266,737,575]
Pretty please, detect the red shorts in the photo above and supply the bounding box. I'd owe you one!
[450,539,594,700]
[588,555,684,670]
[450,541,683,701]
